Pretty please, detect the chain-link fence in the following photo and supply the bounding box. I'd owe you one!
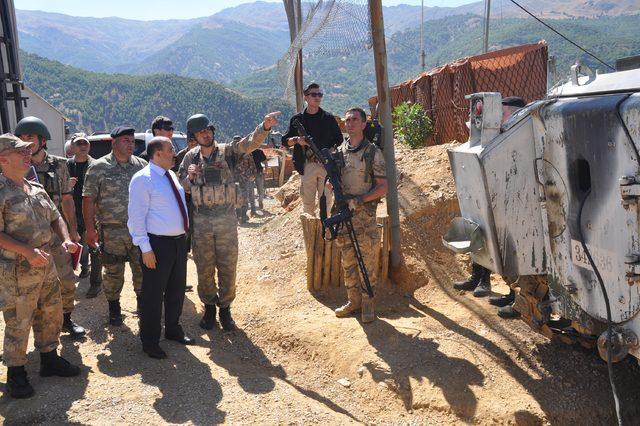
[370,42,548,145]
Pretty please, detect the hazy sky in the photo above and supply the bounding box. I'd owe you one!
[15,0,478,20]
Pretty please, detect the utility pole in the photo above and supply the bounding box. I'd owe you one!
[483,0,491,53]
[283,0,305,112]
[369,0,402,269]
[420,0,425,70]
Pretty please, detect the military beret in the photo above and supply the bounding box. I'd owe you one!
[0,133,34,154]
[502,96,526,108]
[110,125,135,139]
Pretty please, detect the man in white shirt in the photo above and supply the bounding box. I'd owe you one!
[128,137,194,359]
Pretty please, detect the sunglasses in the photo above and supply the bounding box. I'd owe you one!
[307,92,324,98]
[159,125,174,131]
[75,141,89,146]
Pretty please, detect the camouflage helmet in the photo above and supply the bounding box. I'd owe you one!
[186,114,215,135]
[14,116,51,140]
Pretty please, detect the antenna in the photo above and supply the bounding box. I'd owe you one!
[420,0,425,70]
[483,0,491,53]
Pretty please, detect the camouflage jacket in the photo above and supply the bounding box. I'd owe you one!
[0,176,61,259]
[178,123,268,194]
[338,138,386,198]
[235,152,257,184]
[83,152,147,225]
[32,152,74,210]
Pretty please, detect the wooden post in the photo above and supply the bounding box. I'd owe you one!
[313,219,324,290]
[369,0,402,269]
[301,215,317,290]
[322,238,332,288]
[278,151,287,187]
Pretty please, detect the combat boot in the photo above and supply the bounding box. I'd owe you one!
[250,206,257,216]
[239,206,249,223]
[62,313,86,338]
[39,350,81,377]
[85,281,102,299]
[199,304,217,330]
[361,295,375,323]
[453,262,484,291]
[473,267,492,297]
[219,307,236,331]
[108,300,123,326]
[489,289,515,307]
[7,366,34,399]
[497,304,521,319]
[335,288,362,318]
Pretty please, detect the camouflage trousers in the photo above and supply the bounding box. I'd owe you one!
[1,256,62,367]
[101,224,142,302]
[238,179,254,207]
[191,209,238,308]
[336,205,379,296]
[51,239,77,314]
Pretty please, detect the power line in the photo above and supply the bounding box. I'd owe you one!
[508,0,615,71]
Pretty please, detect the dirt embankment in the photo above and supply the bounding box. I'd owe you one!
[2,142,639,424]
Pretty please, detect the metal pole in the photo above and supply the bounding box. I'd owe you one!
[483,0,491,53]
[294,0,304,112]
[420,0,425,70]
[368,0,402,269]
[283,0,305,112]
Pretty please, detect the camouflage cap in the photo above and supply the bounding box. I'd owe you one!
[0,133,34,154]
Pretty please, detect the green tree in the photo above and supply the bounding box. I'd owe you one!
[392,102,433,149]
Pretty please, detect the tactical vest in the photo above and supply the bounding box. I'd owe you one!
[35,156,61,204]
[337,139,378,197]
[190,145,242,209]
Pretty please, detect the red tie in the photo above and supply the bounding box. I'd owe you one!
[165,171,189,233]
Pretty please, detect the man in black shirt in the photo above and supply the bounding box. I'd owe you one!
[67,133,102,297]
[282,83,343,216]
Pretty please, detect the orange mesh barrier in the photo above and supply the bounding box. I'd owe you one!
[369,42,548,145]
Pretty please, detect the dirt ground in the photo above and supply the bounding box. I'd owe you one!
[2,144,640,425]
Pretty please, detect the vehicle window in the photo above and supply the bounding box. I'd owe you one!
[134,139,146,156]
[172,136,187,151]
[89,139,112,159]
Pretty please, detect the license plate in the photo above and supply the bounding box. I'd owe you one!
[571,239,614,273]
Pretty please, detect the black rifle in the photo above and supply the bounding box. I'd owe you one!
[292,119,374,298]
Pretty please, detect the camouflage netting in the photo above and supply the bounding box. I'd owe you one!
[369,42,549,145]
[278,0,371,103]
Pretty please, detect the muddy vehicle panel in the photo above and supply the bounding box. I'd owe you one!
[444,67,640,362]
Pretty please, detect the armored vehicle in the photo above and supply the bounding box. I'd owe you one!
[443,64,640,364]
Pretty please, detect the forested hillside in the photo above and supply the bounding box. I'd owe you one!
[20,52,294,141]
[233,14,640,114]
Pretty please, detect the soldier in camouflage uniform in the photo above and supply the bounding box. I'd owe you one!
[178,111,280,331]
[0,133,81,399]
[15,116,86,338]
[83,126,147,326]
[233,135,258,223]
[332,108,388,323]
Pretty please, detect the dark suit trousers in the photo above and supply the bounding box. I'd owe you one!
[140,234,187,346]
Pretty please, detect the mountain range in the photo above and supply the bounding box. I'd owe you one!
[14,0,640,128]
[16,1,640,84]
